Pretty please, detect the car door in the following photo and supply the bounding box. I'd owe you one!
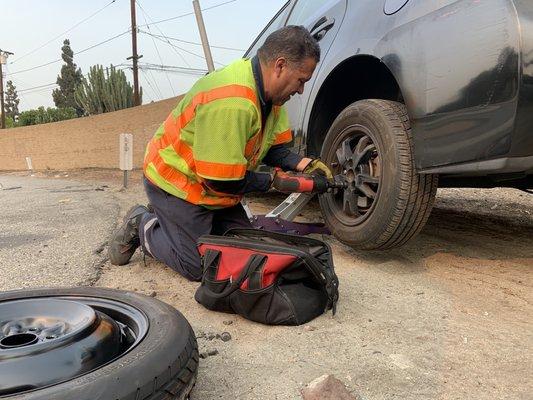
[283,0,348,152]
[244,1,292,58]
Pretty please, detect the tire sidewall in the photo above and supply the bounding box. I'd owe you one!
[0,287,194,400]
[319,100,410,247]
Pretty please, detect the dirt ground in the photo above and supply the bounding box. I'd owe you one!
[23,169,533,399]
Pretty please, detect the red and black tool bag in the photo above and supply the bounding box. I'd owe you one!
[194,228,339,325]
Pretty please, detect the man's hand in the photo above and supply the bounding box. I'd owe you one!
[303,159,333,180]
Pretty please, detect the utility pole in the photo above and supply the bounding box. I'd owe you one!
[128,0,141,106]
[0,49,13,129]
[192,0,215,73]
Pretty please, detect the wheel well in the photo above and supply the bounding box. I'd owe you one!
[306,55,403,157]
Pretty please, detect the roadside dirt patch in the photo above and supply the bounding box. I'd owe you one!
[88,169,532,400]
[11,169,531,399]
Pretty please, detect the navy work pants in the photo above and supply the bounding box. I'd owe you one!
[139,178,252,281]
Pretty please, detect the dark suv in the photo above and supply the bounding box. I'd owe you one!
[246,0,533,249]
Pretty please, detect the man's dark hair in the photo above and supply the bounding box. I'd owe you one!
[257,25,320,66]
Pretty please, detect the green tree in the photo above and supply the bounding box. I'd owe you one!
[5,116,15,128]
[4,80,20,120]
[52,39,83,115]
[75,64,141,115]
[18,106,77,126]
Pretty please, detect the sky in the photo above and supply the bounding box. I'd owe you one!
[0,0,287,111]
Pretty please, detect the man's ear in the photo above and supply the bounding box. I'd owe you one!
[274,57,287,78]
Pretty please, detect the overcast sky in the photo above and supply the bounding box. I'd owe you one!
[0,0,287,111]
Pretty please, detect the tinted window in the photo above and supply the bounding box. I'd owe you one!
[286,0,328,25]
[245,2,291,57]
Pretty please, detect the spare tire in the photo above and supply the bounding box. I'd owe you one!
[0,287,198,400]
[319,99,438,249]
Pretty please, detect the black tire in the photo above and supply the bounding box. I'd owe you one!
[319,99,438,249]
[0,287,198,400]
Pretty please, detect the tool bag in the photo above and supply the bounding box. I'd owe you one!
[194,228,339,325]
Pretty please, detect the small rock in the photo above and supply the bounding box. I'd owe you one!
[373,350,382,355]
[223,320,233,325]
[303,326,316,332]
[368,319,372,322]
[93,244,105,255]
[207,349,219,356]
[199,352,208,359]
[490,204,498,210]
[219,332,232,342]
[301,374,358,400]
[195,330,206,339]
[149,291,157,297]
[206,332,216,340]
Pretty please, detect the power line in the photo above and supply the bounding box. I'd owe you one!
[17,82,57,93]
[146,68,164,98]
[14,59,125,94]
[138,30,244,52]
[136,1,191,69]
[5,73,54,101]
[118,62,207,76]
[136,0,178,95]
[8,30,130,76]
[138,69,155,102]
[137,0,237,28]
[10,0,119,65]
[141,31,224,67]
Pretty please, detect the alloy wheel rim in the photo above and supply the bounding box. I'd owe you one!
[326,124,382,226]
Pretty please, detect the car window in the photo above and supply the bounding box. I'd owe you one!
[285,0,328,25]
[244,1,292,58]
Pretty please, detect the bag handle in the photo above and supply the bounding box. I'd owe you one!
[202,254,267,299]
[202,248,222,281]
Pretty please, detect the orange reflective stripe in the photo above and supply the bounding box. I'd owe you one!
[150,84,258,171]
[186,183,240,206]
[196,159,247,179]
[189,84,258,110]
[145,83,258,207]
[148,152,240,207]
[244,129,262,158]
[272,129,292,146]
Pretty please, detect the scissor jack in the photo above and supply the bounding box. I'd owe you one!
[241,192,331,235]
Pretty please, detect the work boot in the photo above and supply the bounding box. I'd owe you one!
[108,205,149,266]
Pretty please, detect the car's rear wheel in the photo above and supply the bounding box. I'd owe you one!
[319,99,438,249]
[0,287,198,400]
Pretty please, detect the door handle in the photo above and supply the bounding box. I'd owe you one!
[310,16,335,41]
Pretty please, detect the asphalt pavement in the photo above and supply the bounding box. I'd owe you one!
[0,174,118,291]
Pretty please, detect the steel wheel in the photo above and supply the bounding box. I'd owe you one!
[0,287,198,400]
[0,296,148,396]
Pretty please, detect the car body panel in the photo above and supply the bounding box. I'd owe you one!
[249,0,533,183]
[511,0,533,159]
[283,0,348,151]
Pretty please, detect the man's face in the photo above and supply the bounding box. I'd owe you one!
[269,57,317,106]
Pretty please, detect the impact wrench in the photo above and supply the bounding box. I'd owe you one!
[272,169,347,194]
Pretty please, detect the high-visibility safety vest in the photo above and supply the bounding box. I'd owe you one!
[143,58,293,209]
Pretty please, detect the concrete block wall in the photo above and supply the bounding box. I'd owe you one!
[0,96,181,171]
